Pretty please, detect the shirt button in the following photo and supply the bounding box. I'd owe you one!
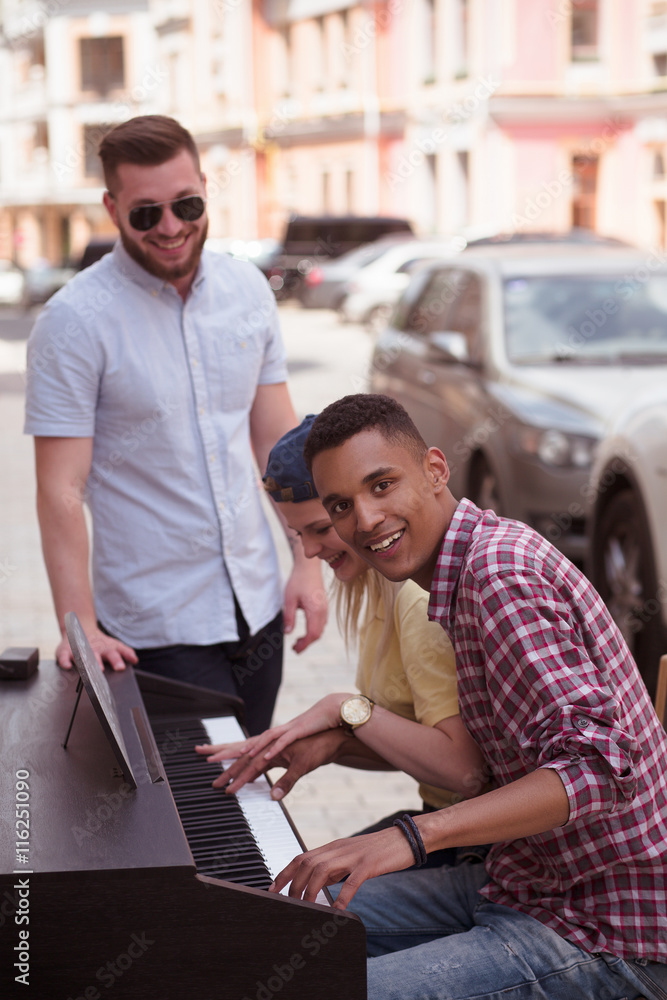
[151,289,158,297]
[218,501,225,510]
[575,716,588,729]
[199,407,205,416]
[240,341,246,349]
[209,455,215,463]
[192,358,199,366]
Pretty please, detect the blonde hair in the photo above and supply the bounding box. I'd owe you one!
[334,566,402,666]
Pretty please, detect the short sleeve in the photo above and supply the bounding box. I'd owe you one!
[24,299,102,437]
[249,269,288,387]
[394,582,459,727]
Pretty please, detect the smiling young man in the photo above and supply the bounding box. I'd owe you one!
[267,393,667,1000]
[24,115,325,733]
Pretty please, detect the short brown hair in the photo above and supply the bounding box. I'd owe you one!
[98,115,201,193]
[304,393,427,469]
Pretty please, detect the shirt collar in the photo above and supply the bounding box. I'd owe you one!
[428,497,483,630]
[111,240,206,297]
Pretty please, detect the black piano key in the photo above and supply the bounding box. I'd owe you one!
[152,718,273,889]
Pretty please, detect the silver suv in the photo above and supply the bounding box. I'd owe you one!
[370,242,667,566]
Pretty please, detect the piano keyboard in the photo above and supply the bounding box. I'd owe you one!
[153,716,328,903]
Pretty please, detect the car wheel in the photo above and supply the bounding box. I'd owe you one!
[469,455,503,515]
[592,489,663,699]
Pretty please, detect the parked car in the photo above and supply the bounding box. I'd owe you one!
[0,259,26,306]
[463,228,632,249]
[77,237,117,270]
[339,238,460,332]
[300,236,415,310]
[22,259,76,307]
[586,394,667,699]
[369,242,667,566]
[264,214,414,300]
[205,236,280,274]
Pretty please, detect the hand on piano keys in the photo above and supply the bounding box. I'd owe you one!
[196,727,351,799]
[197,692,350,769]
[269,824,418,910]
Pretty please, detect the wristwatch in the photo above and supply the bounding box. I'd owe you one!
[339,695,374,734]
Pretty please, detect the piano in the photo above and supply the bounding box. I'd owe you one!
[0,658,367,999]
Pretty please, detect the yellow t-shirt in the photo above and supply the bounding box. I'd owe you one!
[355,579,460,808]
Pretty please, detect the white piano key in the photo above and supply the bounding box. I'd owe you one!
[203,716,329,905]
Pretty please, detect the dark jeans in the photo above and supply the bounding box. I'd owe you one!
[102,604,283,735]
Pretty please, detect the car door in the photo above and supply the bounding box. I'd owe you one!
[372,265,490,499]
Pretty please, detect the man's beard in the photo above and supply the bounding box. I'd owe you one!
[118,217,208,282]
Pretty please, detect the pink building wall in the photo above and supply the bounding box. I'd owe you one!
[504,0,559,83]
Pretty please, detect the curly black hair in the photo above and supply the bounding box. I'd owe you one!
[303,393,427,469]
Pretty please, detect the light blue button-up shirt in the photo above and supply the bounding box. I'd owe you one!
[25,243,286,646]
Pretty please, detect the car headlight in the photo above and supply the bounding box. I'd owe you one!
[513,427,597,468]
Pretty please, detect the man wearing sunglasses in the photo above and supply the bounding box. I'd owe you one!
[24,115,326,734]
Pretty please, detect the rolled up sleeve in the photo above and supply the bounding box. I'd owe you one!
[477,570,642,822]
[538,710,640,821]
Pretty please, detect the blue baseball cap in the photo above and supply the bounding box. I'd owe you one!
[263,414,319,503]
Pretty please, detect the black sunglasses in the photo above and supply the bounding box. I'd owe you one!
[127,195,206,232]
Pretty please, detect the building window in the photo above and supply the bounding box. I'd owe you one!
[653,52,667,75]
[454,0,469,78]
[425,153,438,229]
[339,9,350,86]
[316,16,328,90]
[280,25,292,97]
[571,0,599,61]
[455,150,469,227]
[655,199,666,248]
[80,36,125,95]
[423,0,437,84]
[35,120,48,149]
[346,169,354,212]
[572,155,598,229]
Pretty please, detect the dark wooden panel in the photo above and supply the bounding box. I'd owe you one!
[0,661,367,999]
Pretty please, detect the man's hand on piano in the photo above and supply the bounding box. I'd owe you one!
[56,627,138,672]
[269,827,417,910]
[198,729,350,798]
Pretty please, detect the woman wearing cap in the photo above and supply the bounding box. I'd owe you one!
[196,416,488,864]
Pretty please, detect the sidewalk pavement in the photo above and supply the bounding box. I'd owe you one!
[0,305,421,852]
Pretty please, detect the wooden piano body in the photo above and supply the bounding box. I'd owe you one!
[0,661,367,999]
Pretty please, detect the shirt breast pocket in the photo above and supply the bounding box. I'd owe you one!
[212,331,265,412]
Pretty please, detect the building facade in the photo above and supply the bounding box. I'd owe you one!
[1,0,667,266]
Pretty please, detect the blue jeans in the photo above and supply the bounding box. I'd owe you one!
[337,864,660,1000]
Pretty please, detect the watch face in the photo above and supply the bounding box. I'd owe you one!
[342,696,371,726]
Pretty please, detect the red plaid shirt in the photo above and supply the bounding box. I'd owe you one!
[428,499,667,961]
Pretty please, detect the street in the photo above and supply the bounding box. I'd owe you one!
[0,302,421,850]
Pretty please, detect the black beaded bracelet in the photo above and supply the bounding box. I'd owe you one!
[393,815,427,868]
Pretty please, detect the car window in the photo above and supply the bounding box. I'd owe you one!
[400,268,458,335]
[445,272,483,360]
[282,217,412,256]
[395,256,442,274]
[504,274,667,363]
[337,242,398,268]
[400,267,481,345]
